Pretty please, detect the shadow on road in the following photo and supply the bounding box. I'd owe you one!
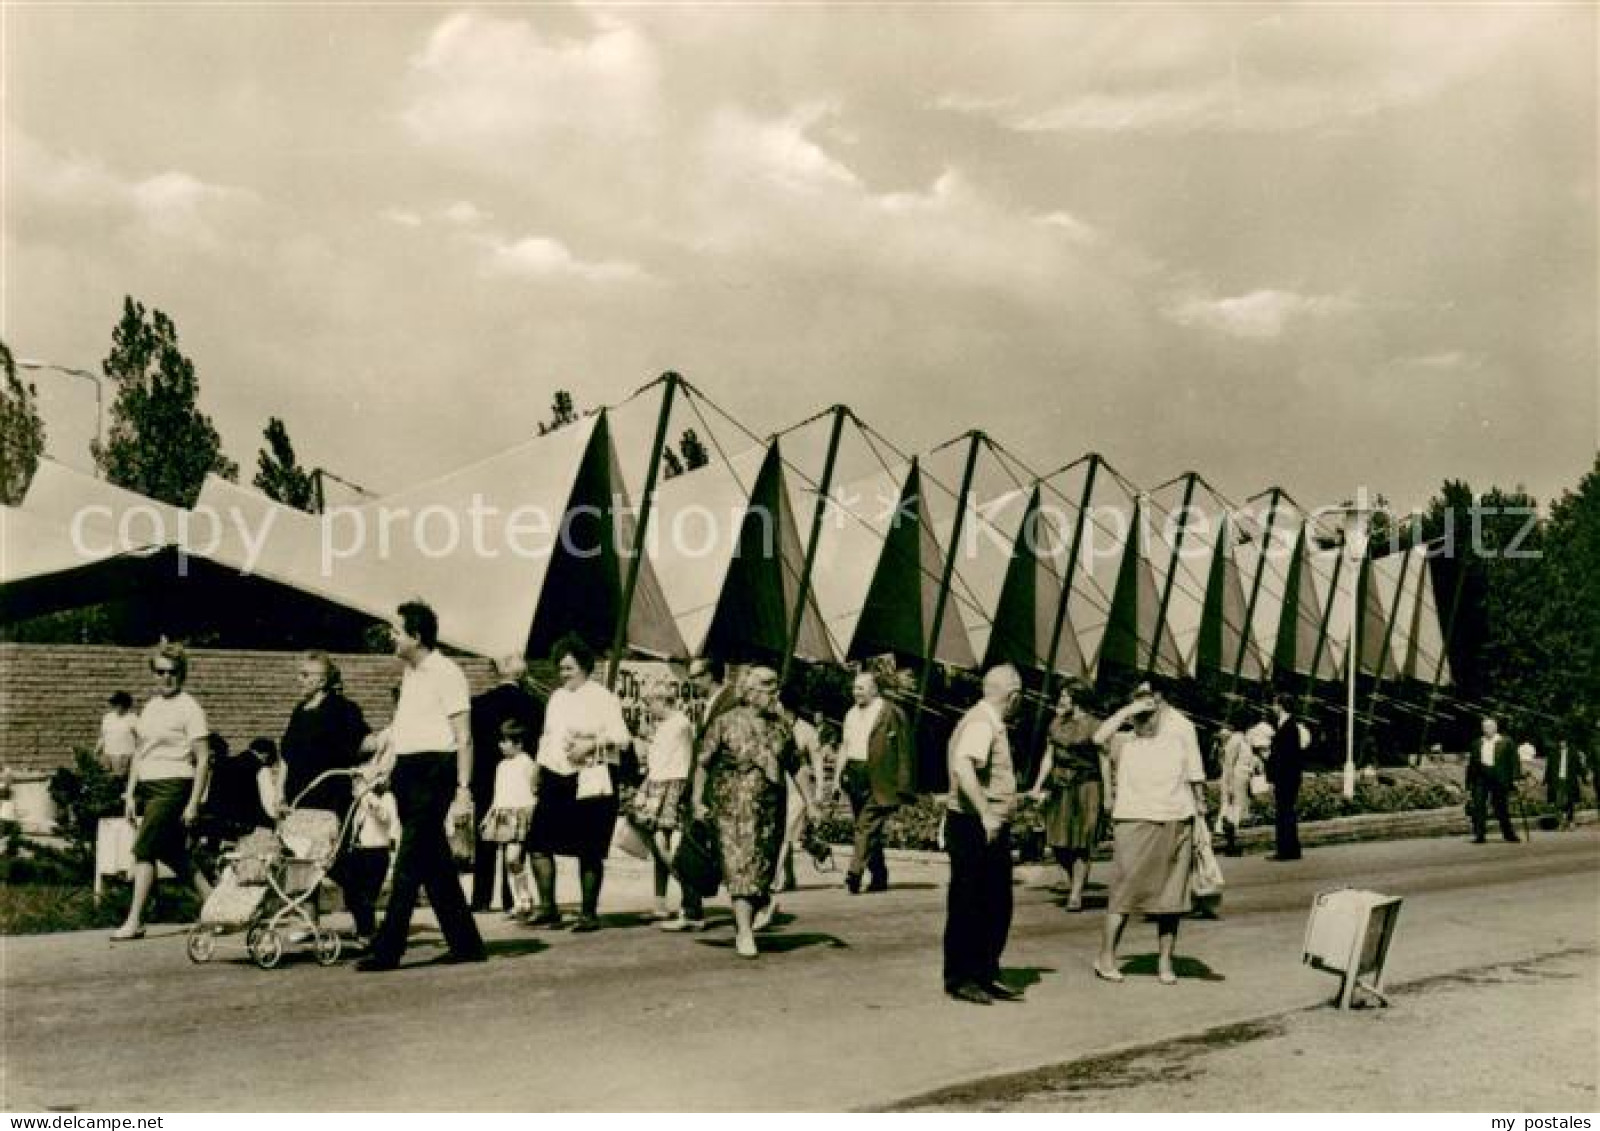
[1118,954,1225,982]
[695,932,850,955]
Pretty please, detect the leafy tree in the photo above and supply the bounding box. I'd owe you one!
[93,297,237,506]
[679,428,710,471]
[253,416,317,512]
[661,446,685,479]
[537,389,579,436]
[0,339,47,505]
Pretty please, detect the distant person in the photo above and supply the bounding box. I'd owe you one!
[658,656,737,933]
[249,737,288,821]
[1027,681,1106,910]
[113,643,215,941]
[838,671,914,895]
[346,779,401,944]
[1093,683,1208,985]
[479,718,539,919]
[469,655,539,912]
[1545,740,1585,829]
[1469,715,1521,844]
[95,691,138,779]
[356,600,485,971]
[692,666,819,959]
[629,680,695,920]
[943,664,1024,1006]
[526,635,632,933]
[1214,723,1258,858]
[1266,696,1305,861]
[198,735,273,847]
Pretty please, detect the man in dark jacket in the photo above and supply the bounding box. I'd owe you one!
[839,671,914,893]
[469,655,540,911]
[1267,696,1305,861]
[1469,715,1521,843]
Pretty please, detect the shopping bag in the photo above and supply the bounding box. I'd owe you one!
[95,817,138,878]
[613,817,652,861]
[1191,821,1226,901]
[670,818,722,897]
[576,763,614,801]
[446,797,475,867]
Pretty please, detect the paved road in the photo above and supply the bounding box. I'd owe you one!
[5,830,1597,1111]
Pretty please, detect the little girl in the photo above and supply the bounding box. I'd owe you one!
[481,717,539,917]
[630,681,695,920]
[347,781,401,942]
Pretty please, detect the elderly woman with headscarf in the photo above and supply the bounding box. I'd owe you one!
[692,666,821,959]
[1092,683,1209,985]
[113,643,215,940]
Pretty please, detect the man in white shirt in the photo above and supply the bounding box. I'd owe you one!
[942,664,1023,1006]
[1468,715,1521,844]
[839,671,914,893]
[358,600,486,971]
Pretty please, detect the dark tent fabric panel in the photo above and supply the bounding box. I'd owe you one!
[1196,519,1264,681]
[1274,530,1322,678]
[915,473,978,670]
[851,464,933,662]
[985,486,1086,677]
[1097,503,1183,681]
[768,453,835,664]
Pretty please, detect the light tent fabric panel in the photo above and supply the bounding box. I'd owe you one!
[21,459,187,555]
[1196,513,1266,681]
[1402,552,1454,687]
[1096,498,1185,679]
[929,486,1030,666]
[1304,545,1356,681]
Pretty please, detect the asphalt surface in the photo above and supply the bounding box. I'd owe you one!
[4,828,1597,1111]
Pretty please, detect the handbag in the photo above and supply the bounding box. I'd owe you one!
[445,797,475,866]
[670,818,723,897]
[613,818,652,861]
[576,763,614,801]
[1191,820,1225,900]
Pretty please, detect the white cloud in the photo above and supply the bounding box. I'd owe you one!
[441,200,489,226]
[1389,350,1485,373]
[704,104,861,195]
[1035,210,1099,245]
[480,234,649,284]
[381,207,424,228]
[1165,288,1356,339]
[402,11,659,148]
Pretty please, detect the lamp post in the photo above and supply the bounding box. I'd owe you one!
[1321,502,1372,801]
[17,359,104,469]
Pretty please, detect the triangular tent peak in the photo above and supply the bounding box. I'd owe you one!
[1272,525,1328,679]
[1302,544,1355,682]
[1402,550,1453,687]
[1045,461,1129,683]
[1196,512,1266,681]
[1232,502,1302,682]
[1096,497,1184,681]
[1361,551,1411,679]
[986,486,1086,676]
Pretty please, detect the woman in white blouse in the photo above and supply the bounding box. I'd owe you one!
[524,635,632,933]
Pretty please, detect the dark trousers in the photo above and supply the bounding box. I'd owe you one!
[942,812,1012,992]
[1272,775,1302,860]
[370,753,484,963]
[1469,772,1516,840]
[843,763,895,882]
[343,845,391,937]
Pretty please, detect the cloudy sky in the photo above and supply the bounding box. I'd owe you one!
[4,4,1594,515]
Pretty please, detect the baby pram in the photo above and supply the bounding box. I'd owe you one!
[186,768,367,969]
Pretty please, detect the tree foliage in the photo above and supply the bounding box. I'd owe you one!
[253,416,317,512]
[537,389,579,436]
[93,297,237,507]
[660,446,686,479]
[678,428,710,471]
[0,339,47,505]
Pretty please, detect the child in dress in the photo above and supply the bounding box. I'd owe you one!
[630,681,695,920]
[347,782,401,943]
[482,717,538,917]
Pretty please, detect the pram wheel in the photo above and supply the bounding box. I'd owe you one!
[185,925,218,964]
[251,928,285,970]
[312,929,342,966]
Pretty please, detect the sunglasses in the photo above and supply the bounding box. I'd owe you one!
[152,667,180,677]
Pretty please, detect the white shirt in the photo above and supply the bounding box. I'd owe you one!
[946,700,1016,814]
[645,712,694,783]
[392,650,471,755]
[99,711,139,774]
[1245,721,1274,751]
[840,699,884,763]
[134,692,209,781]
[490,752,538,809]
[538,680,632,776]
[1517,742,1536,764]
[1479,736,1498,768]
[1109,724,1205,822]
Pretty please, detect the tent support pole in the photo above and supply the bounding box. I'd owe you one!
[1357,546,1416,761]
[778,405,848,688]
[910,431,984,757]
[1226,487,1283,717]
[1416,551,1468,759]
[606,372,679,690]
[1146,471,1198,676]
[1299,537,1345,716]
[1029,454,1100,742]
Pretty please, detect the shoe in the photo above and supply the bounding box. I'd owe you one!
[429,948,487,966]
[947,983,993,1005]
[1471,836,1487,844]
[1158,969,1178,985]
[1092,962,1125,983]
[735,933,758,959]
[844,872,862,895]
[355,955,400,972]
[985,981,1024,1002]
[570,915,602,934]
[1504,834,1521,843]
[648,907,675,922]
[656,914,709,933]
[1065,896,1084,913]
[526,910,564,929]
[109,926,146,942]
[866,877,889,893]
[752,899,780,932]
